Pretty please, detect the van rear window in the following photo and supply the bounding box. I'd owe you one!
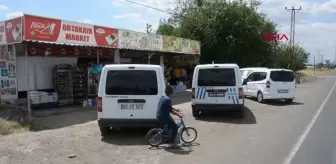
[198,68,236,86]
[270,70,294,82]
[105,70,158,95]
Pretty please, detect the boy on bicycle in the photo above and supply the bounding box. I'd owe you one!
[156,85,183,147]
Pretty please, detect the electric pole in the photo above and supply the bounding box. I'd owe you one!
[285,6,301,71]
[285,6,301,48]
[146,23,152,33]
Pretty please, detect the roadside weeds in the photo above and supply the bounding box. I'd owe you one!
[0,118,32,135]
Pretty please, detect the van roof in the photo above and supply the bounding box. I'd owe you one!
[103,64,162,69]
[196,64,239,69]
[240,67,268,70]
[267,68,293,72]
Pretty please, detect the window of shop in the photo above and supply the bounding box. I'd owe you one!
[105,70,158,95]
[198,68,236,86]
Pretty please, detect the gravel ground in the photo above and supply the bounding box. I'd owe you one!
[0,77,335,164]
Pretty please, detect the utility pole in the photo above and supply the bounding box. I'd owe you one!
[313,56,315,74]
[285,6,302,48]
[146,23,152,33]
[285,6,301,71]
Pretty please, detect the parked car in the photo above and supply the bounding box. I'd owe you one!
[97,64,166,136]
[242,68,296,104]
[191,64,244,118]
[240,67,268,83]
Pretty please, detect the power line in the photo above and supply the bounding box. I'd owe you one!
[122,0,173,15]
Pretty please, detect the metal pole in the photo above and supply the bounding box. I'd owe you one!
[24,44,31,118]
[313,56,315,74]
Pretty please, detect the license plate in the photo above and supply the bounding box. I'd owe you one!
[278,89,288,93]
[120,103,144,110]
[208,92,225,97]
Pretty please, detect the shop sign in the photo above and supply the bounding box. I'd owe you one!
[24,15,118,48]
[118,30,163,51]
[162,36,182,53]
[0,17,23,45]
[164,36,200,54]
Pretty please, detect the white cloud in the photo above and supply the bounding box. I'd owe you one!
[112,0,124,6]
[0,5,8,10]
[78,19,93,24]
[5,11,23,19]
[113,13,142,19]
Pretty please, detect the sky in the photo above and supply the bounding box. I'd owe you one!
[0,0,335,64]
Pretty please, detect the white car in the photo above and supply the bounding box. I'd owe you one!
[97,64,166,135]
[191,64,244,117]
[240,67,267,83]
[242,68,296,103]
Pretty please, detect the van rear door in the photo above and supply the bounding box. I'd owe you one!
[196,68,240,104]
[102,66,161,119]
[268,70,296,97]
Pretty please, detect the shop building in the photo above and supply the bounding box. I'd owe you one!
[0,14,200,111]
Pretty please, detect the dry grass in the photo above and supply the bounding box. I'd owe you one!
[0,118,31,135]
[298,68,336,83]
[299,68,336,77]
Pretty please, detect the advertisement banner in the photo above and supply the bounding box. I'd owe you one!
[162,36,182,53]
[118,30,163,51]
[24,15,118,48]
[190,40,201,54]
[0,45,18,100]
[0,17,23,45]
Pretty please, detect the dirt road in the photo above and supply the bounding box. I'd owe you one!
[0,77,335,164]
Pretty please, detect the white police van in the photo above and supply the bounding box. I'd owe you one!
[97,64,166,135]
[191,64,244,118]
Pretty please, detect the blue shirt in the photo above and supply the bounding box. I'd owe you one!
[156,96,172,120]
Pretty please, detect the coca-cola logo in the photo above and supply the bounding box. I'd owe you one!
[30,22,55,35]
[30,47,37,54]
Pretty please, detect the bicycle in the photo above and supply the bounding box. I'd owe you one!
[146,118,198,147]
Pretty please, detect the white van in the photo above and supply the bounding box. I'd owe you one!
[191,64,244,117]
[97,64,165,135]
[242,68,296,103]
[240,67,267,83]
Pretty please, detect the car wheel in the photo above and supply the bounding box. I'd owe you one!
[257,91,264,103]
[285,99,293,104]
[192,109,200,117]
[100,126,110,136]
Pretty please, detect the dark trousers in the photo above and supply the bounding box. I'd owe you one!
[160,115,178,143]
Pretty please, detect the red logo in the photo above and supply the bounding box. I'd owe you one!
[264,33,288,41]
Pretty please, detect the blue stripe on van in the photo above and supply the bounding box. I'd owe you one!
[235,96,239,104]
[197,88,201,99]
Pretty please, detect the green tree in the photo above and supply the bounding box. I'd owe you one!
[156,20,181,36]
[275,43,309,71]
[158,0,279,67]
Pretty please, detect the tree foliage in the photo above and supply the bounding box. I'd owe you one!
[156,0,309,70]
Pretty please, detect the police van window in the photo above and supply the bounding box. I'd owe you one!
[270,70,294,82]
[198,68,236,86]
[105,70,158,95]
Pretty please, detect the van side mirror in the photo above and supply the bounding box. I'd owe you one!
[242,79,247,85]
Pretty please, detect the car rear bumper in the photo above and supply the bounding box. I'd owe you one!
[192,104,244,111]
[98,118,159,128]
[263,92,295,99]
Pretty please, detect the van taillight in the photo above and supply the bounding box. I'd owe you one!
[238,88,243,99]
[266,81,271,88]
[97,97,102,112]
[192,88,195,99]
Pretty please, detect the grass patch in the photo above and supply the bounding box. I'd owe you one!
[0,118,32,135]
[298,68,336,83]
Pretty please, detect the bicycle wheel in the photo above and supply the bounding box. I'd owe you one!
[146,128,164,147]
[180,127,197,143]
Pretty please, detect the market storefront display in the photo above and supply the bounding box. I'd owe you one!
[0,14,201,115]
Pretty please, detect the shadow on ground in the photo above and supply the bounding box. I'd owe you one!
[101,127,150,146]
[246,97,304,106]
[30,109,97,131]
[195,106,257,124]
[149,142,200,155]
[172,92,191,105]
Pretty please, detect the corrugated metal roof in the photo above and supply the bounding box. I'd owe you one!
[24,40,113,48]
